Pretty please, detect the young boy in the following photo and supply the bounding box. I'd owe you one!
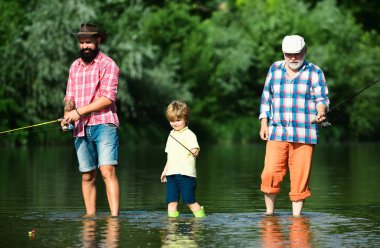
[160,100,206,218]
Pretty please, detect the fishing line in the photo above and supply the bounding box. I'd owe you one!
[168,133,195,155]
[143,115,195,155]
[318,77,380,128]
[330,78,380,113]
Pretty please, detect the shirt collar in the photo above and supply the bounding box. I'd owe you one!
[171,126,189,133]
[278,60,309,71]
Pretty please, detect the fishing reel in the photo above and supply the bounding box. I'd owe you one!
[318,120,331,128]
[57,118,74,132]
[311,118,331,128]
[62,123,74,132]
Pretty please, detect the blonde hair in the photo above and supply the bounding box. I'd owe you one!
[166,100,190,123]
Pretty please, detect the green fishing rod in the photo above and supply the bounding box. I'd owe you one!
[0,118,73,136]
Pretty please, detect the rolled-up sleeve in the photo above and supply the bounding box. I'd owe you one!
[99,61,119,102]
[63,65,75,102]
[311,69,329,109]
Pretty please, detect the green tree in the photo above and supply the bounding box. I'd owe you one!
[1,0,379,145]
[0,0,96,145]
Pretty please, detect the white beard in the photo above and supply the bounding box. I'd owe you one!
[288,59,304,70]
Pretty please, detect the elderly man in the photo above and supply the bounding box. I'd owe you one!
[61,23,120,216]
[259,35,330,216]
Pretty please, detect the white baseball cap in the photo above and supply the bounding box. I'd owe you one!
[282,35,305,53]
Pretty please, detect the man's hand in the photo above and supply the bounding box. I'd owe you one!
[60,118,69,131]
[64,109,81,123]
[315,111,327,123]
[312,104,328,124]
[260,118,269,140]
[62,100,76,131]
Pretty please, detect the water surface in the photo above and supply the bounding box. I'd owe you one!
[0,143,379,247]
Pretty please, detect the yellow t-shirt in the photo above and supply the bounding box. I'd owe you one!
[165,126,200,177]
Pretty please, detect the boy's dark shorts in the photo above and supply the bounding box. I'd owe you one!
[166,174,197,205]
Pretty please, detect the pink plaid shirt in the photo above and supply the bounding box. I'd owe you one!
[64,51,120,137]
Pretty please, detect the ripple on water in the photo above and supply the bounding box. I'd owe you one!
[9,210,378,247]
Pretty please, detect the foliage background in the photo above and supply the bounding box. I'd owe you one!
[1,0,380,146]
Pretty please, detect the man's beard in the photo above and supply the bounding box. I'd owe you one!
[80,47,99,63]
[288,56,305,70]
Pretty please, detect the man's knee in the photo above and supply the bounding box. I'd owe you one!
[82,171,96,183]
[100,165,117,179]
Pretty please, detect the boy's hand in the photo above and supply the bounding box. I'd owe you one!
[160,172,167,183]
[191,148,200,157]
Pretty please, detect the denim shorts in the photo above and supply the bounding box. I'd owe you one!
[166,174,197,205]
[74,124,119,172]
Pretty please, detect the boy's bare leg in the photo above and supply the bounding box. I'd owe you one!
[264,193,277,215]
[168,202,178,212]
[82,170,97,216]
[188,202,201,212]
[100,165,120,216]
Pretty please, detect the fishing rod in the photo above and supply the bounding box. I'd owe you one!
[169,133,195,155]
[316,77,380,128]
[0,118,68,136]
[143,115,195,156]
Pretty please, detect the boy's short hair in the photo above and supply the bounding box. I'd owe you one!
[166,100,190,123]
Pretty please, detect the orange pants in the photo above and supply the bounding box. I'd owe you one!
[261,140,314,202]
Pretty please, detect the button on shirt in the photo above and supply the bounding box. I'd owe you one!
[259,60,329,144]
[64,51,120,137]
[165,126,200,177]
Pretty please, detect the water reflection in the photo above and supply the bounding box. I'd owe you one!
[82,217,120,248]
[1,143,380,247]
[260,215,312,248]
[161,219,198,248]
[289,217,311,248]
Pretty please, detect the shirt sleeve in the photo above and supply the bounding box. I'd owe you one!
[63,64,75,102]
[187,131,200,150]
[99,60,119,102]
[311,68,329,109]
[259,66,274,120]
[164,135,170,153]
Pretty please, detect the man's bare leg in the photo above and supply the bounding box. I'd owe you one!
[100,165,120,216]
[292,200,304,217]
[82,170,97,216]
[264,193,277,215]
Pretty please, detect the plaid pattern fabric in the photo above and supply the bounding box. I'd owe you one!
[259,60,329,144]
[64,51,120,137]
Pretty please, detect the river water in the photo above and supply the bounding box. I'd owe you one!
[0,143,379,247]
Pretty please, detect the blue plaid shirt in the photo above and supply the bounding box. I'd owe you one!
[259,60,329,144]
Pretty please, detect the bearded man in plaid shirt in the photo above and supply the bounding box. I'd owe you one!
[61,23,120,217]
[259,35,330,216]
